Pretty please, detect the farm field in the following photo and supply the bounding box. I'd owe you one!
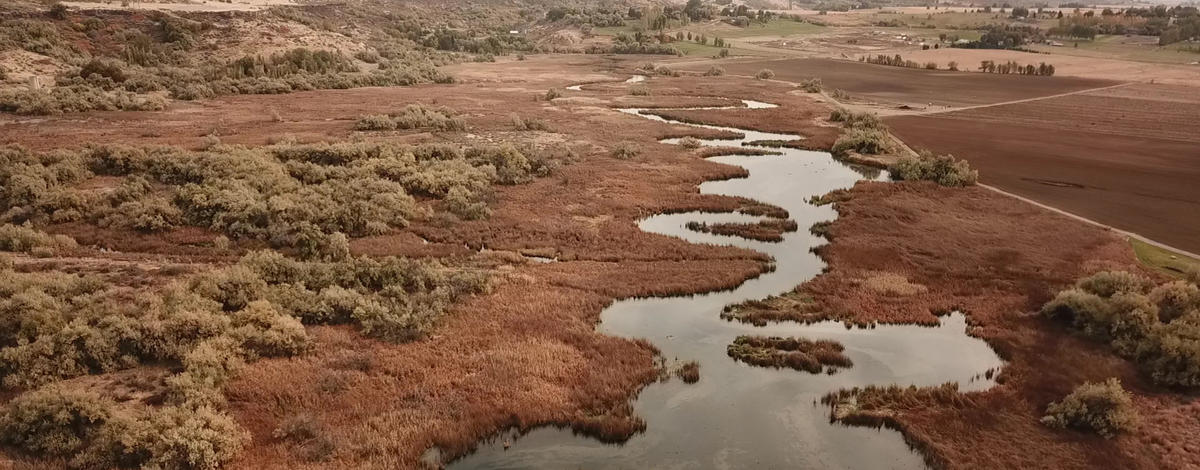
[885,83,1200,254]
[675,57,1116,107]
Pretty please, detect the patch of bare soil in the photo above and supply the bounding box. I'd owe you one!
[751,181,1195,469]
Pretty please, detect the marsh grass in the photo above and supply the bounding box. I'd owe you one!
[675,361,700,383]
[727,336,852,373]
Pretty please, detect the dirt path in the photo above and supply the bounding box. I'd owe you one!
[913,82,1135,116]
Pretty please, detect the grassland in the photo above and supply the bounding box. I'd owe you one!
[1131,239,1200,279]
[1027,34,1200,65]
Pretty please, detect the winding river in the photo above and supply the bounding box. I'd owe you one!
[448,86,1004,469]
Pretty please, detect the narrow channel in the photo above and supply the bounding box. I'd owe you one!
[448,88,1004,469]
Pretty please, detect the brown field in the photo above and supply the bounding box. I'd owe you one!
[886,83,1200,254]
[766,181,1197,469]
[673,57,1116,107]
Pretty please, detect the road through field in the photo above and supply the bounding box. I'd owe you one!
[913,82,1136,116]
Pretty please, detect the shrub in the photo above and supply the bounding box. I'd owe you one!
[1077,271,1152,298]
[1043,272,1200,387]
[0,85,166,115]
[629,85,650,96]
[1150,281,1200,322]
[800,77,822,93]
[704,66,726,76]
[355,114,395,131]
[755,69,775,80]
[0,223,76,255]
[831,128,888,158]
[0,386,112,456]
[511,114,549,131]
[889,151,978,187]
[677,137,702,149]
[828,108,882,129]
[1042,378,1139,438]
[544,88,563,100]
[140,405,249,470]
[611,142,639,160]
[357,105,465,131]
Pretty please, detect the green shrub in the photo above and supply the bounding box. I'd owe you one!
[0,140,552,255]
[678,137,702,149]
[629,85,650,96]
[704,66,725,76]
[831,128,888,158]
[511,114,549,131]
[0,223,76,254]
[354,114,395,131]
[889,150,978,187]
[1042,378,1139,438]
[0,386,112,456]
[755,69,775,80]
[139,405,249,470]
[1043,272,1200,387]
[355,105,465,132]
[544,88,563,100]
[1076,271,1152,298]
[0,85,166,115]
[828,108,882,130]
[1150,281,1200,322]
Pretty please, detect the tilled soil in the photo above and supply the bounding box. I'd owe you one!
[885,85,1200,254]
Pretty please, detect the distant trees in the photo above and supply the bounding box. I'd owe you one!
[978,60,1056,76]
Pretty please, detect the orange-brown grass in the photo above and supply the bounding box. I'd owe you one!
[727,336,852,374]
[721,293,823,326]
[756,181,1193,469]
[226,258,766,468]
[687,218,799,242]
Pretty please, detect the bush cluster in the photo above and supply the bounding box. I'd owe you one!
[0,245,490,466]
[1042,271,1200,386]
[0,85,167,115]
[0,386,249,470]
[355,104,466,131]
[0,223,76,256]
[828,108,882,129]
[889,150,978,187]
[1041,378,1139,438]
[800,77,822,93]
[831,128,889,158]
[0,141,553,258]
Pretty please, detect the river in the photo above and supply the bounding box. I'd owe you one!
[446,88,1004,470]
